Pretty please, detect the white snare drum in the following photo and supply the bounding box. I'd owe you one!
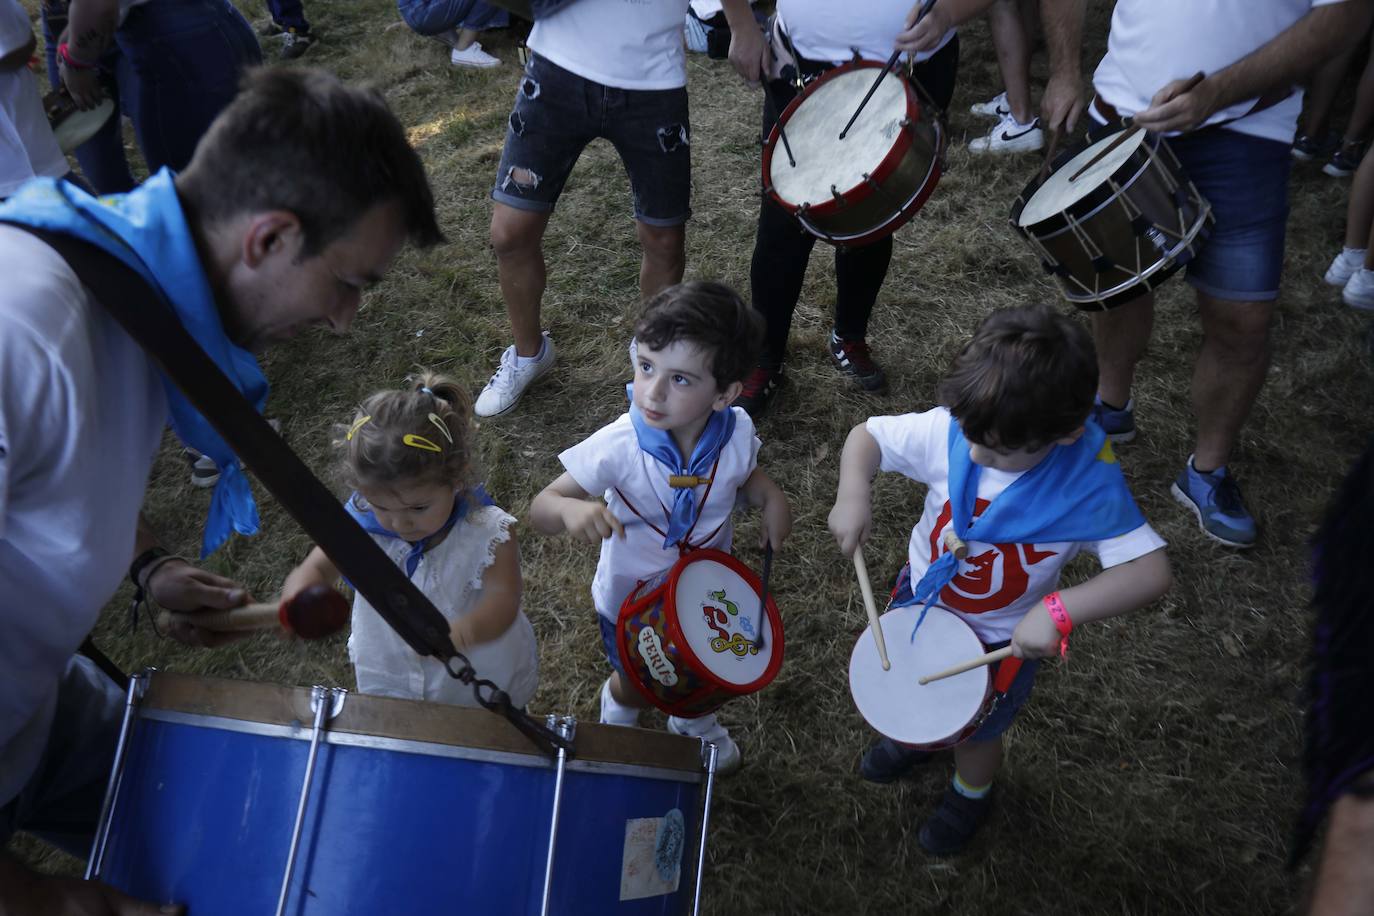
[43,88,115,154]
[1010,128,1213,311]
[763,60,943,247]
[848,604,992,749]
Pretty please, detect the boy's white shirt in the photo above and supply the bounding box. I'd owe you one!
[559,406,761,621]
[866,408,1165,643]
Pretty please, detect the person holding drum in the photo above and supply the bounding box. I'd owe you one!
[1036,0,1374,548]
[727,0,983,415]
[0,0,70,199]
[281,373,539,710]
[530,281,792,775]
[828,305,1171,855]
[0,68,441,913]
[473,0,761,418]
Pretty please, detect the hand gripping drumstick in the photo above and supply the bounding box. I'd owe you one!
[918,645,1014,686]
[851,545,891,671]
[1067,71,1205,183]
[159,584,350,640]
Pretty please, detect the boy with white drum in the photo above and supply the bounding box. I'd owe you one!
[529,282,792,775]
[828,304,1171,855]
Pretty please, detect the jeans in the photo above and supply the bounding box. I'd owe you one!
[396,0,509,36]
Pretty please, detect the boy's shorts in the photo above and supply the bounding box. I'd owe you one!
[598,615,626,676]
[890,565,1039,741]
[491,52,692,226]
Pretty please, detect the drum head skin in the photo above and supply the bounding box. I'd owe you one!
[1017,127,1149,227]
[673,553,779,686]
[768,67,909,207]
[48,96,115,155]
[849,604,989,746]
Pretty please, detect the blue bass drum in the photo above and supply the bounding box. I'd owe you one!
[86,673,717,915]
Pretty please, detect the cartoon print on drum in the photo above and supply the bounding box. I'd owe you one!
[927,497,1060,614]
[701,588,760,657]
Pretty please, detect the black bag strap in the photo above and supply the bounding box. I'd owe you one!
[6,222,570,756]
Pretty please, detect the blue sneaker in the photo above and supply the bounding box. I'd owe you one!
[1091,396,1136,443]
[1170,457,1257,548]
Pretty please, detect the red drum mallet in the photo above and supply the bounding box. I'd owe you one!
[159,584,349,639]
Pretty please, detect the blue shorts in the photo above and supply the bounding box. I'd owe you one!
[598,615,626,676]
[891,566,1039,741]
[1169,128,1292,302]
[492,52,692,226]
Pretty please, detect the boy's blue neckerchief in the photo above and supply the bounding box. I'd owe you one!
[626,383,736,549]
[0,172,268,558]
[345,485,495,578]
[905,417,1146,638]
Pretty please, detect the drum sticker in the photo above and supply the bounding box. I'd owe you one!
[620,811,683,901]
[701,588,760,657]
[636,627,679,686]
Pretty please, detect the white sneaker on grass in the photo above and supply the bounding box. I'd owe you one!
[667,713,742,776]
[970,90,1009,119]
[968,111,1044,154]
[1343,268,1374,312]
[1325,247,1367,287]
[451,42,501,68]
[475,332,556,417]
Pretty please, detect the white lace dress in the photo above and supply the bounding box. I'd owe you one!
[348,505,539,709]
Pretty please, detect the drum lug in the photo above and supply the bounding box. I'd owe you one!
[544,714,577,743]
[848,46,863,63]
[861,172,881,192]
[310,684,348,721]
[829,184,846,207]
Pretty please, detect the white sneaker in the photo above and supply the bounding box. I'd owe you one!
[968,112,1045,154]
[1343,267,1374,311]
[1325,247,1367,287]
[667,714,742,776]
[474,332,555,417]
[450,42,501,68]
[598,677,641,727]
[970,91,1009,119]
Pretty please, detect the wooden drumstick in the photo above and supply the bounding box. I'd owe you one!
[1067,71,1205,183]
[851,545,891,671]
[918,646,1014,685]
[158,584,349,640]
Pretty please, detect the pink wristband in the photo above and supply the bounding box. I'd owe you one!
[1042,591,1072,658]
[58,42,97,71]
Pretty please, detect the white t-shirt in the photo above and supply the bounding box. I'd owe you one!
[0,225,166,806]
[559,408,760,621]
[866,408,1165,643]
[529,0,690,90]
[1093,0,1348,143]
[0,0,67,198]
[349,505,539,709]
[779,0,955,66]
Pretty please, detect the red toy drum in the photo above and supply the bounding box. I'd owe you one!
[617,549,784,719]
[762,59,943,247]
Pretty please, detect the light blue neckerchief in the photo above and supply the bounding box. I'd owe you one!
[0,172,268,557]
[625,384,736,549]
[905,417,1146,638]
[345,486,494,577]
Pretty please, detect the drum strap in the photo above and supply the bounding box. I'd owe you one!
[1091,85,1294,134]
[11,224,573,758]
[614,452,726,553]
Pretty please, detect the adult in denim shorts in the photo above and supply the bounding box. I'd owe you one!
[477,0,761,419]
[1039,0,1369,549]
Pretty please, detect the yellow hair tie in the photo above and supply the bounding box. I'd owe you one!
[346,415,372,441]
[402,434,443,453]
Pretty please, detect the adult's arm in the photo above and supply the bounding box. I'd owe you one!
[0,850,183,915]
[719,0,769,86]
[1038,0,1086,132]
[56,0,116,109]
[895,0,1001,54]
[132,513,252,648]
[1134,0,1374,132]
[1308,785,1374,916]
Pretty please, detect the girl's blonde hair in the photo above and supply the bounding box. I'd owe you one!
[336,371,476,495]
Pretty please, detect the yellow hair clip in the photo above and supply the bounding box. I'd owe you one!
[346,415,372,441]
[402,434,443,453]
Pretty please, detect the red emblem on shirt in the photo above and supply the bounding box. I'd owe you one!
[927,499,1059,614]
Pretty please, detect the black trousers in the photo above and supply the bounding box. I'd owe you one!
[749,36,959,367]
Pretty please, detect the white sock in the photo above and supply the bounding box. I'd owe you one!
[599,677,640,726]
[513,337,547,368]
[668,712,725,741]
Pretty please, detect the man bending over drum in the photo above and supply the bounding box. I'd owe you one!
[724,0,997,416]
[0,68,441,913]
[474,0,760,418]
[1038,0,1374,548]
[828,305,1171,855]
[529,282,792,775]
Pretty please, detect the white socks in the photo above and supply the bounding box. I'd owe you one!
[599,677,641,726]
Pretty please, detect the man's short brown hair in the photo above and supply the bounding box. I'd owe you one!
[937,304,1098,449]
[177,67,442,256]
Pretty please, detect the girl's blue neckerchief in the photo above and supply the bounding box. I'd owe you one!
[345,485,494,578]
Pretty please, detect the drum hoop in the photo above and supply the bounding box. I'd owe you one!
[1015,132,1170,234]
[659,548,784,695]
[764,59,924,218]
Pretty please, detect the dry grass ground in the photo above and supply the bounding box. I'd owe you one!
[11,0,1374,913]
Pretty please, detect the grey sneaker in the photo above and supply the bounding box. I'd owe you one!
[474,332,556,417]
